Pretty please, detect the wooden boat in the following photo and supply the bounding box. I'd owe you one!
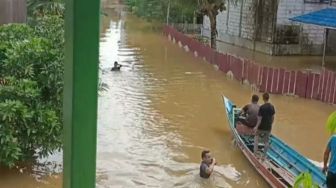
[222,96,326,188]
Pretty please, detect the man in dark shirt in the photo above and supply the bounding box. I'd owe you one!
[253,93,275,159]
[200,150,216,178]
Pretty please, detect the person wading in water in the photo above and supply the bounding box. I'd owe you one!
[200,150,216,179]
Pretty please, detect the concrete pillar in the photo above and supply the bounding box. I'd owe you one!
[0,0,27,25]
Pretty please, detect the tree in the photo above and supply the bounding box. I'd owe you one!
[125,0,198,24]
[198,0,225,49]
[0,12,64,167]
[27,0,64,18]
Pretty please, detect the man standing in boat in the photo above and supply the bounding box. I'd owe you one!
[323,134,336,188]
[236,94,260,135]
[253,93,275,159]
[200,150,216,178]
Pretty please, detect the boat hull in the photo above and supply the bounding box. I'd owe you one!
[222,96,326,188]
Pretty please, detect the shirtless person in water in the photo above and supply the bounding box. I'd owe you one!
[199,150,216,178]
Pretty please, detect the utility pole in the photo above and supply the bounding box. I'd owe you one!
[166,0,171,25]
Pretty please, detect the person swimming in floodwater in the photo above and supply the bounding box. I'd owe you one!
[111,61,122,71]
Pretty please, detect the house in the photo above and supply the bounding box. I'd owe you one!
[202,0,336,55]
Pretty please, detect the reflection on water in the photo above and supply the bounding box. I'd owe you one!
[0,0,334,187]
[96,3,248,187]
[0,151,62,188]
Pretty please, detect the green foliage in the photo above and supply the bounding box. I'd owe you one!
[132,0,165,21]
[0,15,64,167]
[169,0,198,23]
[0,25,34,65]
[0,24,34,43]
[33,15,65,47]
[0,78,60,167]
[124,0,241,24]
[125,0,198,23]
[27,0,65,18]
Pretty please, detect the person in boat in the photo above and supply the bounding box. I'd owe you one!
[236,94,260,135]
[200,150,216,179]
[253,93,275,158]
[111,61,122,71]
[323,134,336,188]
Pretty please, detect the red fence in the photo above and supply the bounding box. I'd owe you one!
[163,26,336,105]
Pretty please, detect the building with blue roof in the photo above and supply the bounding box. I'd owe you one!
[202,0,336,56]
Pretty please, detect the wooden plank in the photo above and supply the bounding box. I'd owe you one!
[0,0,26,25]
[266,160,296,185]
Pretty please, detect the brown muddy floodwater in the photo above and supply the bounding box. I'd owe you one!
[0,1,335,188]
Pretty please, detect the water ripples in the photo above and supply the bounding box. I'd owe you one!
[96,9,243,188]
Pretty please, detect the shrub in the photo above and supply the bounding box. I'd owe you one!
[0,15,64,167]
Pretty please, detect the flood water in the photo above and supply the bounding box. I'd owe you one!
[0,0,335,187]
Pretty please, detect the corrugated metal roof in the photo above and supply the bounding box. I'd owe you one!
[289,8,336,28]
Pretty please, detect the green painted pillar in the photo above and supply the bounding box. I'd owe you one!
[63,0,100,187]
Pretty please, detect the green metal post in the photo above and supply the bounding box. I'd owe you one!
[63,0,100,187]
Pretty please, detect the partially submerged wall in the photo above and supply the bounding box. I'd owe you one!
[165,26,336,105]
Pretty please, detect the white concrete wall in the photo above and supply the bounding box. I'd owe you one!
[203,0,270,42]
[277,0,328,45]
[201,0,331,54]
[240,1,256,40]
[226,1,242,36]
